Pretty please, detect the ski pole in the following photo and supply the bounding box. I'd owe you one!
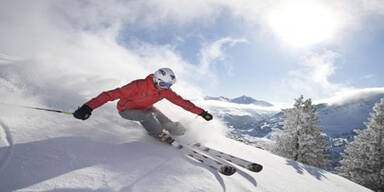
[0,103,73,115]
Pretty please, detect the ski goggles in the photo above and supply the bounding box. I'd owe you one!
[158,81,172,89]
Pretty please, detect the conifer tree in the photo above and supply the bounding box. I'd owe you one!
[338,98,384,191]
[274,95,330,168]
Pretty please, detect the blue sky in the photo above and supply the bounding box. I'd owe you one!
[1,0,384,105]
[114,1,384,103]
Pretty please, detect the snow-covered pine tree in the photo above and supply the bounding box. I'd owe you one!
[298,98,330,168]
[273,95,330,168]
[337,98,384,192]
[273,96,304,160]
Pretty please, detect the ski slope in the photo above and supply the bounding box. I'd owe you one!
[0,106,371,192]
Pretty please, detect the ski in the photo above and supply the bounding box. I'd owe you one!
[170,141,237,176]
[189,143,263,173]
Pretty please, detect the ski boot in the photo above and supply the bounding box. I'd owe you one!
[158,132,175,145]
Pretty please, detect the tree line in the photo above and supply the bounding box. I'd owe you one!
[272,95,384,191]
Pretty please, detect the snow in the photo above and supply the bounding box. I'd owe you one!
[0,106,371,192]
[0,0,377,190]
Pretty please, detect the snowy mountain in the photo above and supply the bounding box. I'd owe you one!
[0,106,371,192]
[231,96,274,107]
[209,90,384,170]
[205,95,274,107]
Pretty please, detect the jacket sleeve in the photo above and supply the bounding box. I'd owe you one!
[85,82,137,110]
[165,89,204,115]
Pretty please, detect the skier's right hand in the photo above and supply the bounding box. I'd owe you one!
[200,111,213,121]
[73,104,92,120]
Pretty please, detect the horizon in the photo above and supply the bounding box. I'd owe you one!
[205,87,384,107]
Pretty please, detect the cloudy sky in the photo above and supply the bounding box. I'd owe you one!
[1,0,384,106]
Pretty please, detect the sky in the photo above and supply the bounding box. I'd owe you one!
[1,0,384,106]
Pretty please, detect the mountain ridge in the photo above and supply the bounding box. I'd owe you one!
[205,95,274,107]
[203,90,384,170]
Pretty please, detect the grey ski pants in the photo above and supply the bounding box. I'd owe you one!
[119,107,186,137]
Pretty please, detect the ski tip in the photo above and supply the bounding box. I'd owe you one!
[248,163,263,172]
[219,165,237,176]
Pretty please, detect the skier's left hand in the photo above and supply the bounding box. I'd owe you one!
[73,104,92,120]
[200,111,213,121]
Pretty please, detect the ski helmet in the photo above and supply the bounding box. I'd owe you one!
[153,68,176,89]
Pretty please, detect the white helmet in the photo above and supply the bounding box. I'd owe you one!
[153,68,176,89]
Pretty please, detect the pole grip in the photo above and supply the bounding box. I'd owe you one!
[61,111,74,115]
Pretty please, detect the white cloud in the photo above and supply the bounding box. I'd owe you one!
[196,99,281,113]
[1,0,383,106]
[2,0,380,57]
[359,0,384,15]
[299,51,339,85]
[0,0,212,110]
[316,87,384,106]
[280,50,353,100]
[199,37,247,75]
[116,0,378,47]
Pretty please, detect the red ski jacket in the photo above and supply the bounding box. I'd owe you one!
[85,74,204,115]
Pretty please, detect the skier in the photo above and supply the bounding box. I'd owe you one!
[73,68,213,144]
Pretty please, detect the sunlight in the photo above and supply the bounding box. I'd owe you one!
[267,1,340,47]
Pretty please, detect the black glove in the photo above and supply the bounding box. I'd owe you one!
[73,104,92,120]
[200,111,213,121]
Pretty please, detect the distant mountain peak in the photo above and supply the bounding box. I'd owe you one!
[231,95,256,104]
[205,95,273,107]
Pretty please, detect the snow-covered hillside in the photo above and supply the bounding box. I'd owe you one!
[202,89,384,170]
[0,102,371,192]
